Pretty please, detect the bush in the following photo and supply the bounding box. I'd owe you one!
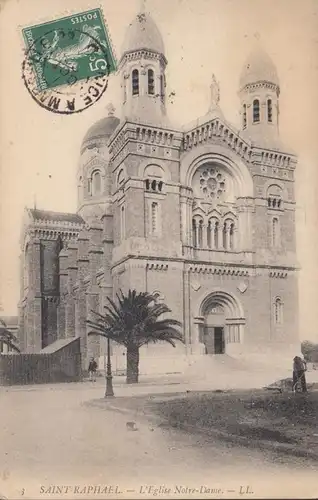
[302,340,318,363]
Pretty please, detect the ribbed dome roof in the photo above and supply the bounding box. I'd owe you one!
[240,47,279,89]
[82,116,120,143]
[121,11,165,56]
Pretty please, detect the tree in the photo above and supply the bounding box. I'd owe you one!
[0,319,20,353]
[87,289,183,384]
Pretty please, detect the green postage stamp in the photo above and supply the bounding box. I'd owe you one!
[22,8,117,92]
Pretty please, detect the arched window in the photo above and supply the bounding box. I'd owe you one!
[151,202,158,234]
[207,221,212,249]
[253,99,260,123]
[148,69,155,95]
[274,298,283,325]
[243,104,247,129]
[222,222,227,249]
[214,221,219,249]
[192,219,197,248]
[91,170,102,196]
[160,74,164,99]
[192,218,203,248]
[267,99,273,122]
[145,178,164,193]
[132,69,139,96]
[272,217,279,248]
[198,220,203,248]
[229,223,235,250]
[120,205,125,240]
[267,185,283,211]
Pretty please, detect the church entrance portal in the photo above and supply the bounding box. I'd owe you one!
[203,302,226,355]
[199,291,245,355]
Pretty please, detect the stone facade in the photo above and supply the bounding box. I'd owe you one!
[18,9,299,370]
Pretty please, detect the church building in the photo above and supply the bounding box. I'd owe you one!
[18,8,299,373]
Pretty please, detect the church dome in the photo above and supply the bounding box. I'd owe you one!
[82,115,120,144]
[121,11,165,56]
[239,47,279,90]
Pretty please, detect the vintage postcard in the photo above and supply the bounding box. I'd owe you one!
[0,0,318,499]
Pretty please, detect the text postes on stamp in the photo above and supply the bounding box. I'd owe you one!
[22,8,116,114]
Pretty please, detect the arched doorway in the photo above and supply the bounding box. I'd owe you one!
[199,291,245,355]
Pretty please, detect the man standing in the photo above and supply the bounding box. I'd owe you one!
[88,357,98,382]
[292,356,307,393]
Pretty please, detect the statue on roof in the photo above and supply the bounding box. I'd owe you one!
[209,73,220,109]
[209,73,220,110]
[106,103,116,116]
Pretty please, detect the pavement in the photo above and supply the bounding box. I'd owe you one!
[1,376,318,499]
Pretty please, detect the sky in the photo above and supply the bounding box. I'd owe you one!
[0,0,317,339]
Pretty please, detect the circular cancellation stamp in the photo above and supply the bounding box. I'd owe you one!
[22,8,117,114]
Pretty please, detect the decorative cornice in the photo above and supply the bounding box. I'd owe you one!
[269,270,288,278]
[182,117,295,166]
[189,265,249,276]
[146,262,169,271]
[109,122,182,160]
[255,149,296,170]
[183,118,252,163]
[119,49,167,69]
[240,81,280,95]
[28,228,80,241]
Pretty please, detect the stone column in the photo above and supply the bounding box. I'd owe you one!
[193,316,205,355]
[85,223,104,362]
[180,191,190,247]
[57,249,68,340]
[183,267,191,349]
[17,252,26,351]
[76,229,90,364]
[99,212,114,364]
[29,238,42,352]
[186,198,192,247]
[86,288,100,359]
[65,243,78,338]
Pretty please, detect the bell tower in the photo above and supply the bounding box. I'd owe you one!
[118,4,168,125]
[238,45,280,146]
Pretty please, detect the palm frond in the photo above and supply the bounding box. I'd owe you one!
[86,289,183,349]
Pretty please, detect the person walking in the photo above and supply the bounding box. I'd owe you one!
[88,357,98,382]
[292,355,307,393]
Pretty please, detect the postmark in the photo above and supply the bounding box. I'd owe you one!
[21,8,117,114]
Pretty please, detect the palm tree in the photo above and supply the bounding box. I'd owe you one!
[87,289,183,384]
[0,319,20,353]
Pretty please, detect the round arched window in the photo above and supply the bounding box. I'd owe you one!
[91,170,102,196]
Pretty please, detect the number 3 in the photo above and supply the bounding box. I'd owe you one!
[89,59,107,71]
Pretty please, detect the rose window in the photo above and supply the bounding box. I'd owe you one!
[199,167,226,201]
